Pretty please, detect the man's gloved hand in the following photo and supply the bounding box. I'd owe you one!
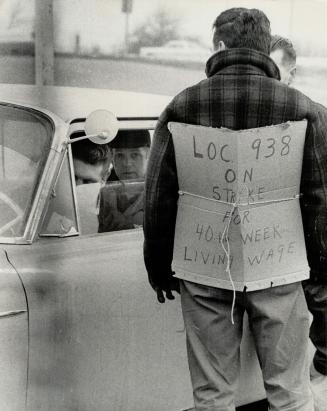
[149,275,180,303]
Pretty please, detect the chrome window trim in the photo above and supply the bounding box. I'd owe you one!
[0,101,69,244]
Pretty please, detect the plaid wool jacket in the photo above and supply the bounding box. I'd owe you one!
[144,48,327,288]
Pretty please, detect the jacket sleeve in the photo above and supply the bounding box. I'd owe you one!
[143,102,179,289]
[313,107,327,257]
[301,102,327,270]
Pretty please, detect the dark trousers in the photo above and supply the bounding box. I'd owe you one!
[180,280,313,411]
[303,280,327,375]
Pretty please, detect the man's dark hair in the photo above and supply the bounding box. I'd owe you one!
[71,132,110,165]
[212,8,271,54]
[271,34,296,67]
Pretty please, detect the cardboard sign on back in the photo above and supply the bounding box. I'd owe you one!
[169,121,309,291]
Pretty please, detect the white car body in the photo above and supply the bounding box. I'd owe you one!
[140,40,211,62]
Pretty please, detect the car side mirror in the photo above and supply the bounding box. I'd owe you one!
[68,110,119,145]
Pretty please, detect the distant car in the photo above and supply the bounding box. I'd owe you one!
[0,84,266,411]
[139,40,211,62]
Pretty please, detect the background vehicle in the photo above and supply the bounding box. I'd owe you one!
[139,40,211,62]
[0,84,266,411]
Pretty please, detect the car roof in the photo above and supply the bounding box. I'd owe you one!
[0,84,171,122]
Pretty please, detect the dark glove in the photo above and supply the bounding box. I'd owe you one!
[148,274,180,303]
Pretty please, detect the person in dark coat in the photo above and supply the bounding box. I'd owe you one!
[143,7,327,410]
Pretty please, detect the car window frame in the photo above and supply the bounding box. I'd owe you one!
[68,118,156,237]
[0,101,69,245]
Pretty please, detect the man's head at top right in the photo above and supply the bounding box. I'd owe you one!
[212,8,271,55]
[270,35,297,85]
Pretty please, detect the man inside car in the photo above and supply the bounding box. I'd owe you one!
[110,129,150,181]
[98,129,150,232]
[71,131,111,185]
[69,133,112,234]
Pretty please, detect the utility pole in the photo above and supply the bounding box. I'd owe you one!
[35,0,54,85]
[122,0,133,54]
[289,0,294,39]
[125,12,129,54]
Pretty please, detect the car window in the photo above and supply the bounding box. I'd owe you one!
[0,105,52,239]
[70,128,153,235]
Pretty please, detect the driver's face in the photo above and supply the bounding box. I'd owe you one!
[73,159,105,185]
[112,147,149,180]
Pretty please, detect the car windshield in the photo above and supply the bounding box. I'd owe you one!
[0,105,53,239]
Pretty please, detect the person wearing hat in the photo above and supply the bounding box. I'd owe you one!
[98,129,150,232]
[109,129,151,181]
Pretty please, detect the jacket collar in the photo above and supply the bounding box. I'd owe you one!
[205,48,281,80]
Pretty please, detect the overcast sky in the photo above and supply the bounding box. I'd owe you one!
[131,0,327,49]
[1,0,327,55]
[58,0,327,55]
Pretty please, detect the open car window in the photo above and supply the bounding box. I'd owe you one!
[0,104,53,240]
[69,128,153,235]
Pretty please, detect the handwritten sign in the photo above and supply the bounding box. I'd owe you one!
[168,121,309,291]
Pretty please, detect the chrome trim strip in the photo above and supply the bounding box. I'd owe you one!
[0,309,27,318]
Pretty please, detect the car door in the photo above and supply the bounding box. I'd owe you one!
[0,101,67,411]
[0,249,28,411]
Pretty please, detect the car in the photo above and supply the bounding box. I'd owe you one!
[0,83,266,411]
[139,40,211,63]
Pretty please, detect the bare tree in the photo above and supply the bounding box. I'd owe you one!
[129,8,180,54]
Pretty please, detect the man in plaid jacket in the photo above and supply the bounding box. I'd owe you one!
[144,7,327,410]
